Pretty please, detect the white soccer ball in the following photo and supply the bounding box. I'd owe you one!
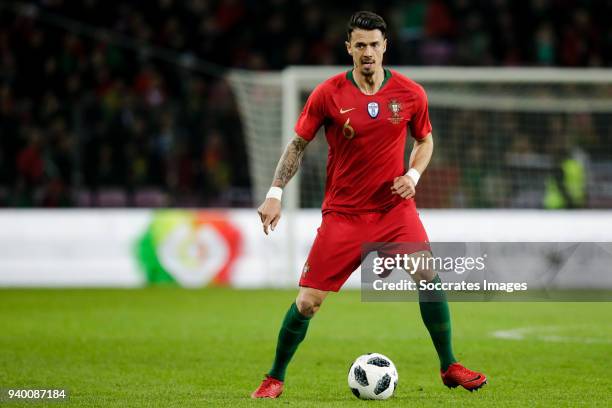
[347,353,398,400]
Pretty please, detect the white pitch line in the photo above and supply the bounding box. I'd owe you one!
[491,327,612,344]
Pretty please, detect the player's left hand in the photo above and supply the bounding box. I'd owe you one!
[391,175,416,199]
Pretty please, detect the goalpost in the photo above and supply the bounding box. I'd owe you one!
[230,67,612,210]
[228,67,612,283]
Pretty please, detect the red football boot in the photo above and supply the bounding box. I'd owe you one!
[251,375,284,399]
[441,363,487,391]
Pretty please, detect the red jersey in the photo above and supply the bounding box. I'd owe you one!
[294,69,432,214]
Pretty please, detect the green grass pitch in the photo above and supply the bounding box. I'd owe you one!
[1,288,610,407]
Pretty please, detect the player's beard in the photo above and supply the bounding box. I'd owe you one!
[360,60,376,83]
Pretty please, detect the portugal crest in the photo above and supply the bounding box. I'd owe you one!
[367,102,379,118]
[387,99,403,124]
[301,261,310,278]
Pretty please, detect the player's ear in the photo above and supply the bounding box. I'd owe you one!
[345,40,352,56]
[382,38,387,54]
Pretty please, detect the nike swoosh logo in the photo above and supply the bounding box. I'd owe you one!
[340,108,356,114]
[466,375,481,382]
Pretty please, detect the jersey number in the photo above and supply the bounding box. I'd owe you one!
[343,118,355,139]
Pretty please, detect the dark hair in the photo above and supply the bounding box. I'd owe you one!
[346,11,387,41]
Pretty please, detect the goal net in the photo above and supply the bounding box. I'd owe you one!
[229,67,612,211]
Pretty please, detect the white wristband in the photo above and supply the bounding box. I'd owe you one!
[406,168,421,185]
[266,186,283,201]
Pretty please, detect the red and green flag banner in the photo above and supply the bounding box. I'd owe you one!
[137,211,241,287]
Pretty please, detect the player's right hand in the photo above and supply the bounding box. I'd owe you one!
[257,198,281,235]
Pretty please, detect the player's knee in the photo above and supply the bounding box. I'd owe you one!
[410,268,436,283]
[296,296,323,318]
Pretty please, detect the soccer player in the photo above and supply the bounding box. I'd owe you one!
[252,11,487,398]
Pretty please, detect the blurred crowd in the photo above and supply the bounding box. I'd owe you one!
[0,0,610,207]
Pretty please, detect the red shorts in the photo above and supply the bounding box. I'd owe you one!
[299,199,429,292]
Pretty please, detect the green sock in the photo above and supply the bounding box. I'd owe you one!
[268,302,311,381]
[418,275,457,371]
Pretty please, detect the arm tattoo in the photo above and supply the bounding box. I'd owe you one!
[273,136,309,188]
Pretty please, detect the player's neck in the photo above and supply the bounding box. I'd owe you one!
[352,67,385,95]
